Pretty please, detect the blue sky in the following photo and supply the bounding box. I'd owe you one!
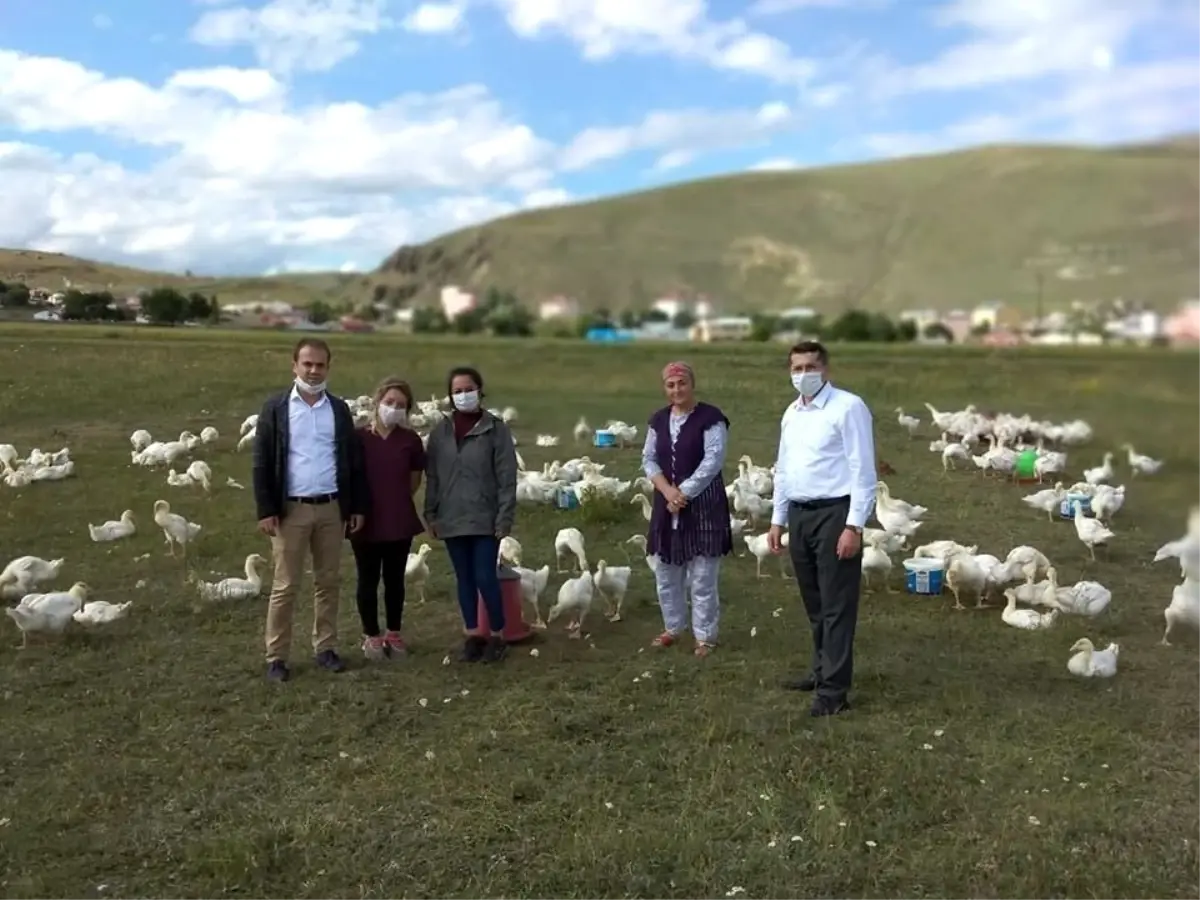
[0,0,1196,275]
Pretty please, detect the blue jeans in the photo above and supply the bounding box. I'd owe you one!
[443,535,505,632]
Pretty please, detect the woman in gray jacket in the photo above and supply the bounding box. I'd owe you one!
[424,365,519,663]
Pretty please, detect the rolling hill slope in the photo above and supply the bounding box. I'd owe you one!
[380,137,1199,314]
[3,137,1196,315]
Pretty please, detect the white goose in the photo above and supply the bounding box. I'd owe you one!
[547,570,595,637]
[1067,638,1119,678]
[1073,506,1115,561]
[74,600,134,626]
[0,556,65,600]
[193,554,269,603]
[89,510,137,542]
[1121,443,1163,475]
[406,544,432,603]
[1001,589,1059,631]
[1161,576,1199,646]
[152,500,202,559]
[6,582,90,648]
[593,559,632,622]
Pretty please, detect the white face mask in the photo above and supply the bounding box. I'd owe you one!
[295,376,327,395]
[379,405,407,427]
[791,371,824,397]
[452,390,480,412]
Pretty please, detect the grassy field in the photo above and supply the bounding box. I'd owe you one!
[4,137,1198,316]
[0,325,1197,899]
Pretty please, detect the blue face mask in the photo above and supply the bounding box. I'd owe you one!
[791,372,823,397]
[452,390,480,412]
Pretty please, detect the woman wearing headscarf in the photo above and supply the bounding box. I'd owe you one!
[641,361,732,657]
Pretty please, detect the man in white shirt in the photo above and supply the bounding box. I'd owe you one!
[767,341,877,717]
[252,338,368,682]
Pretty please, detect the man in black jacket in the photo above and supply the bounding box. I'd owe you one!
[252,337,368,682]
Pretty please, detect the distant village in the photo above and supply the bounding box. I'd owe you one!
[6,280,1200,348]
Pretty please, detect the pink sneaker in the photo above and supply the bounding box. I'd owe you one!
[382,631,408,658]
[361,635,387,661]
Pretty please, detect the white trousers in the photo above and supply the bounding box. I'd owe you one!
[654,555,721,644]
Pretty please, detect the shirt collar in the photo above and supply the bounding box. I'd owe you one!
[794,380,833,411]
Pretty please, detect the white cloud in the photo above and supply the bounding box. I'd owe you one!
[560,101,798,171]
[92,13,113,29]
[0,49,571,273]
[165,66,285,104]
[492,0,816,84]
[861,59,1199,156]
[876,0,1178,96]
[522,188,573,208]
[748,157,798,171]
[749,0,875,14]
[189,0,391,74]
[653,149,694,171]
[0,48,784,275]
[402,2,465,34]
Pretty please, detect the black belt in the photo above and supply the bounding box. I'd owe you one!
[790,495,849,511]
[288,493,338,505]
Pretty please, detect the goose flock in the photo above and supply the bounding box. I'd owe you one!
[2,394,1196,684]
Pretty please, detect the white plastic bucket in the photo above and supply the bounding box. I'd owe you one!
[1059,493,1093,520]
[902,557,944,595]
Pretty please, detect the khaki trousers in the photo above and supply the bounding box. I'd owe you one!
[265,500,344,662]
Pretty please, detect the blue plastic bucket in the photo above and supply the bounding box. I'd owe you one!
[1059,493,1092,520]
[555,488,580,510]
[903,558,944,595]
[593,430,616,448]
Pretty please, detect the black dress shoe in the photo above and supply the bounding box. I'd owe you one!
[810,697,851,718]
[266,660,291,682]
[782,673,817,692]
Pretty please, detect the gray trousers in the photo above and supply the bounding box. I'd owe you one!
[654,556,721,644]
[788,497,862,701]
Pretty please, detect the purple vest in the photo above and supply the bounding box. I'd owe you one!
[646,402,733,565]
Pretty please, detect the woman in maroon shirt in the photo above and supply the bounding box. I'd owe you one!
[353,376,426,660]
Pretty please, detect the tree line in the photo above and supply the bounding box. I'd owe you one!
[409,287,949,343]
[0,282,221,325]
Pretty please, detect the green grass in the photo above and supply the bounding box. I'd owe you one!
[4,136,1198,315]
[0,325,1197,899]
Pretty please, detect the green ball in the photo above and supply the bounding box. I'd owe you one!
[1015,449,1038,478]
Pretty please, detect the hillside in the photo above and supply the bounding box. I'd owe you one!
[0,249,370,311]
[3,137,1197,315]
[380,138,1200,314]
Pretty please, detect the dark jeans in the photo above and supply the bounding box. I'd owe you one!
[351,539,412,636]
[443,535,505,632]
[787,498,862,702]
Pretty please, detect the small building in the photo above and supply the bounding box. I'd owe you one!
[690,315,752,343]
[339,316,374,333]
[440,285,476,320]
[1164,300,1200,345]
[538,295,579,320]
[651,295,687,320]
[981,329,1023,347]
[585,327,634,343]
[971,302,1024,331]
